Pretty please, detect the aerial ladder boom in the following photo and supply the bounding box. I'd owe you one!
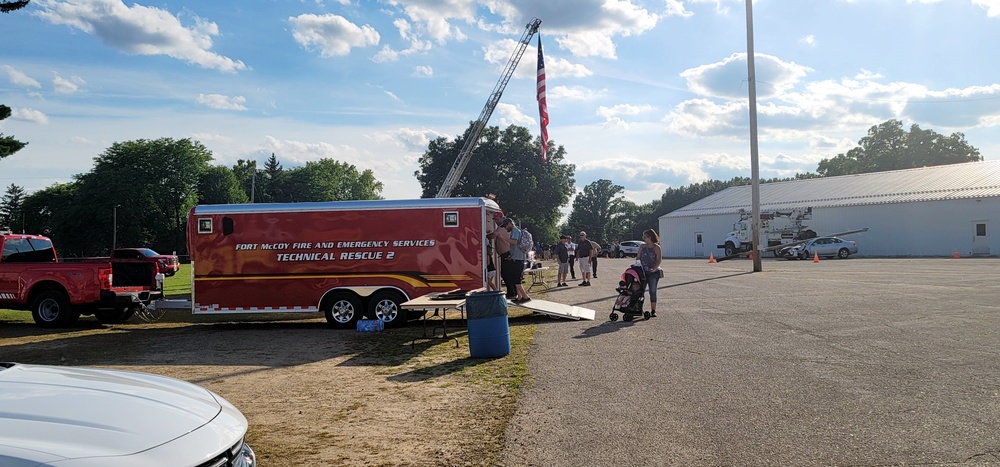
[435,18,542,198]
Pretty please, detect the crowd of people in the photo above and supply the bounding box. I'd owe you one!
[486,215,662,311]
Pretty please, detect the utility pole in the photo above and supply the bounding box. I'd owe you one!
[745,0,762,272]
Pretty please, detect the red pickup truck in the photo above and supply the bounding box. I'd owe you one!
[0,232,161,327]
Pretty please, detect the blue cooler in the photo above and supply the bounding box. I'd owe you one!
[465,290,510,358]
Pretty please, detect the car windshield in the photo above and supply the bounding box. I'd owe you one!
[138,248,159,257]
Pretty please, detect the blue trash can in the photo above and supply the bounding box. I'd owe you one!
[465,290,510,358]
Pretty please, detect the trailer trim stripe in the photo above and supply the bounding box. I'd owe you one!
[194,273,469,288]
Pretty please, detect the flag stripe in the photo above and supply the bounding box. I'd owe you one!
[536,35,548,162]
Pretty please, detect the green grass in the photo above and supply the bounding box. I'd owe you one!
[0,265,194,324]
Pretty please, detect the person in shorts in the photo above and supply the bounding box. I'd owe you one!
[576,231,593,286]
[554,235,570,287]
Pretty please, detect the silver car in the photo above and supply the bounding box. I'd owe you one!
[0,362,255,467]
[781,236,858,259]
[616,240,643,257]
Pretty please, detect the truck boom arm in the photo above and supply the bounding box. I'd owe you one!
[435,18,541,198]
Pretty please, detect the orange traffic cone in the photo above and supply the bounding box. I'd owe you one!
[953,250,961,259]
[708,252,716,263]
[813,252,820,263]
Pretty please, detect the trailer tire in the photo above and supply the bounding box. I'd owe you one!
[367,290,406,327]
[95,307,136,324]
[31,290,79,327]
[324,292,363,329]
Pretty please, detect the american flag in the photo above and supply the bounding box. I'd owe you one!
[536,35,548,162]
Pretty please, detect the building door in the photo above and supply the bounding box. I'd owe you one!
[695,232,704,257]
[972,221,990,256]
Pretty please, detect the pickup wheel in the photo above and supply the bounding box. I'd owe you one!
[323,292,363,329]
[366,290,407,327]
[31,291,79,327]
[95,307,136,324]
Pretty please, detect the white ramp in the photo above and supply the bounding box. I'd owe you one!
[508,299,595,321]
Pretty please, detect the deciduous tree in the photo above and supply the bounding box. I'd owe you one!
[817,119,981,176]
[415,123,575,243]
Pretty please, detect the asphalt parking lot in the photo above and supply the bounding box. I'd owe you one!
[499,257,1000,466]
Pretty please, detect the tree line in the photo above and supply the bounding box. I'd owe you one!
[0,139,381,256]
[0,119,982,256]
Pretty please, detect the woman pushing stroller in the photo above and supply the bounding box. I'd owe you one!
[638,229,662,318]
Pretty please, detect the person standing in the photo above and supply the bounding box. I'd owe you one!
[489,218,516,299]
[589,239,601,278]
[638,229,663,317]
[554,235,570,287]
[566,238,577,280]
[576,231,593,286]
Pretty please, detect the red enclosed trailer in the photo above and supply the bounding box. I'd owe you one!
[186,197,502,327]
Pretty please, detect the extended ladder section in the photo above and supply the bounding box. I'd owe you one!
[435,18,542,198]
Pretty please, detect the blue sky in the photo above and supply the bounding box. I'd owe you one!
[2,0,999,205]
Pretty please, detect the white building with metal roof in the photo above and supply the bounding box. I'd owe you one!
[658,160,999,258]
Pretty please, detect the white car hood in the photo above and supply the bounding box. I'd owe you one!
[0,363,222,461]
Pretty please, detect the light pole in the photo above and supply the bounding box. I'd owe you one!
[113,204,121,250]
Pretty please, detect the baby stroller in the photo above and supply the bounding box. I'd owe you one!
[609,265,650,322]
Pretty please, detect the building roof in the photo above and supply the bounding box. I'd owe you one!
[663,160,1000,218]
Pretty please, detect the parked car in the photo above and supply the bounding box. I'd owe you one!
[616,240,643,257]
[112,247,180,277]
[0,362,255,466]
[779,236,858,259]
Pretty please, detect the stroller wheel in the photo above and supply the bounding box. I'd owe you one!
[643,311,651,320]
[609,312,618,322]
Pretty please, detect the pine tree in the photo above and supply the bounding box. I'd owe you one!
[0,184,26,231]
[1,1,30,14]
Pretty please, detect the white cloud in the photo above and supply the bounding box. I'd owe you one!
[495,102,535,127]
[800,34,816,46]
[290,13,380,58]
[597,104,654,119]
[384,90,402,102]
[11,108,49,124]
[33,0,247,73]
[2,65,41,88]
[413,65,433,77]
[549,85,606,101]
[556,31,617,59]
[972,0,1000,17]
[52,74,85,94]
[196,94,247,111]
[680,53,813,99]
[383,0,474,44]
[484,39,593,80]
[371,127,447,152]
[855,68,883,80]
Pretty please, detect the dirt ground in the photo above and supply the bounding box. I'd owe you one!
[0,311,538,466]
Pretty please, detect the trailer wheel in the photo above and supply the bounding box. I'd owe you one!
[95,307,136,324]
[367,290,406,327]
[324,292,363,329]
[31,290,79,327]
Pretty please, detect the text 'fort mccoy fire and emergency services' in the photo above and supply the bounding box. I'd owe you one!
[233,240,437,262]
